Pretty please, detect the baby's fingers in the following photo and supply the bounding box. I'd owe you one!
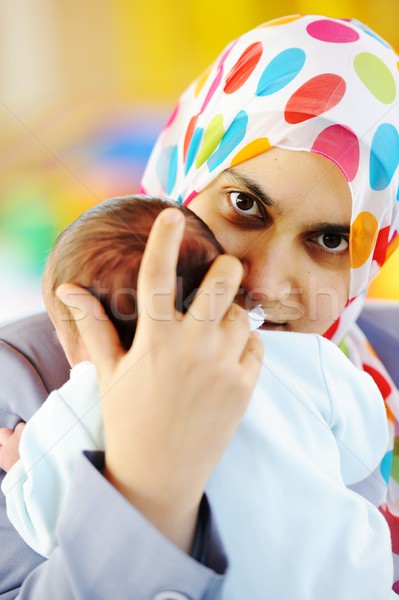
[0,427,13,446]
[14,422,26,438]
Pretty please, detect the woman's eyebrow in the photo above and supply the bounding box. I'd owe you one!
[222,168,280,212]
[304,222,350,234]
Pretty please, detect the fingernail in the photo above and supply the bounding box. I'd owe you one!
[162,209,183,223]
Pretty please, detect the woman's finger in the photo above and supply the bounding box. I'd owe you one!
[56,283,123,375]
[240,331,265,385]
[186,255,243,328]
[219,303,251,360]
[137,208,185,328]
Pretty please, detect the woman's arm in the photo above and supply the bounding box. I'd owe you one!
[16,452,227,600]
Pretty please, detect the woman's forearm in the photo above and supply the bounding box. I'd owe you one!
[16,452,226,600]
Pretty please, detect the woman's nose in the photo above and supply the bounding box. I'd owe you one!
[238,240,297,307]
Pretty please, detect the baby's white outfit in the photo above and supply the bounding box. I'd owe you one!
[1,331,393,599]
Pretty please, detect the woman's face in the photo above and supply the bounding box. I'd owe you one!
[188,148,352,335]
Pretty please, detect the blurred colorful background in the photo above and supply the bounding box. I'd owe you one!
[1,0,399,322]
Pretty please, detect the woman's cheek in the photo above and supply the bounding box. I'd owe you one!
[305,270,349,333]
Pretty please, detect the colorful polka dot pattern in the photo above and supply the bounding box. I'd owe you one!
[370,124,399,190]
[311,125,359,182]
[380,451,393,484]
[194,114,224,168]
[306,19,360,43]
[354,53,396,103]
[142,15,399,587]
[350,211,379,268]
[208,110,248,171]
[372,226,390,265]
[224,42,263,94]
[255,48,306,97]
[284,73,346,124]
[231,137,270,167]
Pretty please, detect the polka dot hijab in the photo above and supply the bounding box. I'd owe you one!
[141,14,399,587]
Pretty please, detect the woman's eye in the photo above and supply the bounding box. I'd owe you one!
[314,232,349,253]
[228,192,262,217]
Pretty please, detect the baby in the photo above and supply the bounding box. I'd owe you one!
[0,196,393,599]
[0,194,262,554]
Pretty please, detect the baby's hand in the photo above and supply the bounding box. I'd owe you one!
[0,423,25,472]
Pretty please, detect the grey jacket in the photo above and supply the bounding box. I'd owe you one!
[0,313,226,599]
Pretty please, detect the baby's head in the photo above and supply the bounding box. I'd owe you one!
[43,195,225,366]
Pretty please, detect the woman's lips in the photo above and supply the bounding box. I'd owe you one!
[259,320,288,331]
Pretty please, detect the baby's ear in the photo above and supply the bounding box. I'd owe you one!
[76,336,92,363]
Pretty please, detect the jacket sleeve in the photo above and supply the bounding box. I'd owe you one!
[0,341,51,597]
[15,452,227,600]
[0,313,70,425]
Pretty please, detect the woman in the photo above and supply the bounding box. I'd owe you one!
[141,10,399,585]
[1,13,398,598]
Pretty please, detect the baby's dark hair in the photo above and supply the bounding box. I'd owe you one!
[43,195,225,351]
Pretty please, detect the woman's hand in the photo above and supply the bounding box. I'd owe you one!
[56,207,263,552]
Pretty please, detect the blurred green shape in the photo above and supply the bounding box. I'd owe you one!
[1,183,57,277]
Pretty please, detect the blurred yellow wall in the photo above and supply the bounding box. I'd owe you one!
[114,0,399,100]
